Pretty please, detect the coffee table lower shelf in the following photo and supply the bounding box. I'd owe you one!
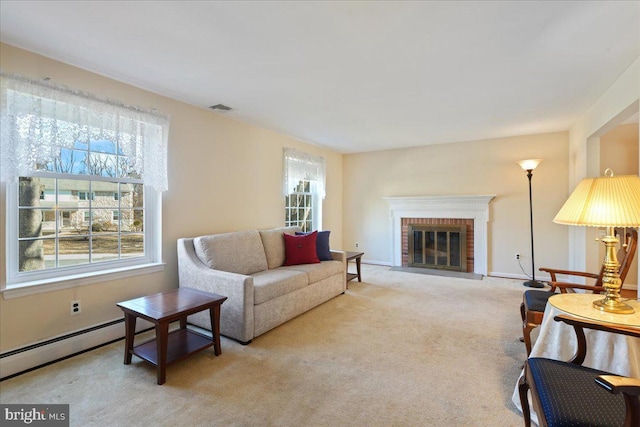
[131,329,214,367]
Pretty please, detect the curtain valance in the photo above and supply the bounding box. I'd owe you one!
[283,148,326,199]
[0,73,170,192]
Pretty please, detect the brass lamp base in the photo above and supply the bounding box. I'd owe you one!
[593,229,635,315]
[593,297,635,314]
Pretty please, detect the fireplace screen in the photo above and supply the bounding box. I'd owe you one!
[408,225,467,271]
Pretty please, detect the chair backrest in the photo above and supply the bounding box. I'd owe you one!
[617,228,638,285]
[589,229,637,292]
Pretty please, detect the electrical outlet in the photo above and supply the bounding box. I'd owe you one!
[355,243,359,248]
[70,300,81,315]
[515,253,520,260]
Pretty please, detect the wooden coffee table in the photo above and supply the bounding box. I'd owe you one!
[117,287,227,384]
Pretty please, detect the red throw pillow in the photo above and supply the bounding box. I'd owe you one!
[283,231,320,265]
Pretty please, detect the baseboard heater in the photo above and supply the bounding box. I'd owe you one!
[0,318,153,381]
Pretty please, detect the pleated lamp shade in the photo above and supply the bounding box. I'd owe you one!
[553,173,640,227]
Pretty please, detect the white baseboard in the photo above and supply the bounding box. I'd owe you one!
[0,318,153,380]
[488,272,638,292]
[361,259,392,266]
[487,272,548,281]
[488,272,546,281]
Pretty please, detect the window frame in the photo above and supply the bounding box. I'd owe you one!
[285,179,322,232]
[3,170,163,298]
[1,74,169,298]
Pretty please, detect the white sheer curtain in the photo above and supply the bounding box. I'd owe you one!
[282,148,326,199]
[0,73,170,192]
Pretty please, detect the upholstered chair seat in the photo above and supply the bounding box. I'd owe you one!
[523,290,551,313]
[527,358,625,426]
[519,314,640,427]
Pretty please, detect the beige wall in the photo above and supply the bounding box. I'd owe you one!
[0,44,343,352]
[342,132,570,278]
[600,123,639,176]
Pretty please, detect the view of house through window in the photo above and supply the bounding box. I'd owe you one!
[17,140,145,273]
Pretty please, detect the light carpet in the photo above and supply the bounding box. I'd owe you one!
[0,265,528,427]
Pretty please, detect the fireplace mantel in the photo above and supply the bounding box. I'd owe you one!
[384,195,496,275]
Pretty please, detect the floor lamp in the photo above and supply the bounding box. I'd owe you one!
[553,169,640,314]
[518,159,544,288]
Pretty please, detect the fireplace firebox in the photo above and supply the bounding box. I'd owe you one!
[408,224,467,272]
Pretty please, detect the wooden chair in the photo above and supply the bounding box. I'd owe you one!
[518,314,640,427]
[520,229,637,355]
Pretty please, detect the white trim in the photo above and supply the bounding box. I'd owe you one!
[361,259,392,267]
[4,180,163,290]
[0,318,153,380]
[384,195,496,276]
[489,271,550,281]
[488,271,637,291]
[2,263,164,299]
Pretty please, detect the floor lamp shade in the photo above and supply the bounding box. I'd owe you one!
[517,159,542,172]
[554,170,640,313]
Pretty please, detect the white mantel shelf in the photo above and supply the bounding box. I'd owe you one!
[384,195,496,276]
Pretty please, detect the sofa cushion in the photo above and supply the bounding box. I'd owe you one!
[259,226,301,269]
[296,230,331,261]
[251,269,309,305]
[284,231,320,266]
[194,230,268,275]
[280,260,344,284]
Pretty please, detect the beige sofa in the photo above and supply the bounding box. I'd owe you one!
[177,226,346,344]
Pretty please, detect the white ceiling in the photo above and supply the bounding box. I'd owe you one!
[1,1,638,153]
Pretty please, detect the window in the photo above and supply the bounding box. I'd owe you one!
[1,73,169,292]
[283,148,325,231]
[78,191,94,201]
[285,179,316,232]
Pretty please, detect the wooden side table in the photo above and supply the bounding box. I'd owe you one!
[345,251,364,284]
[117,287,227,385]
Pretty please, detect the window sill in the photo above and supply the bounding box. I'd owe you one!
[1,263,165,300]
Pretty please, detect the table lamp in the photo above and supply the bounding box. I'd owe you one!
[553,169,640,314]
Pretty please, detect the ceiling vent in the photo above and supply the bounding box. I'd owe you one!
[209,104,232,112]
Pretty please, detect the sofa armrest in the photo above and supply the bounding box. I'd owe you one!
[330,250,347,290]
[330,249,346,263]
[177,238,255,343]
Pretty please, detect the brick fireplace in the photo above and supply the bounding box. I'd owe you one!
[384,195,495,276]
[403,218,474,272]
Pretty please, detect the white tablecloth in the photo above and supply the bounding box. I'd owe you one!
[511,294,640,423]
